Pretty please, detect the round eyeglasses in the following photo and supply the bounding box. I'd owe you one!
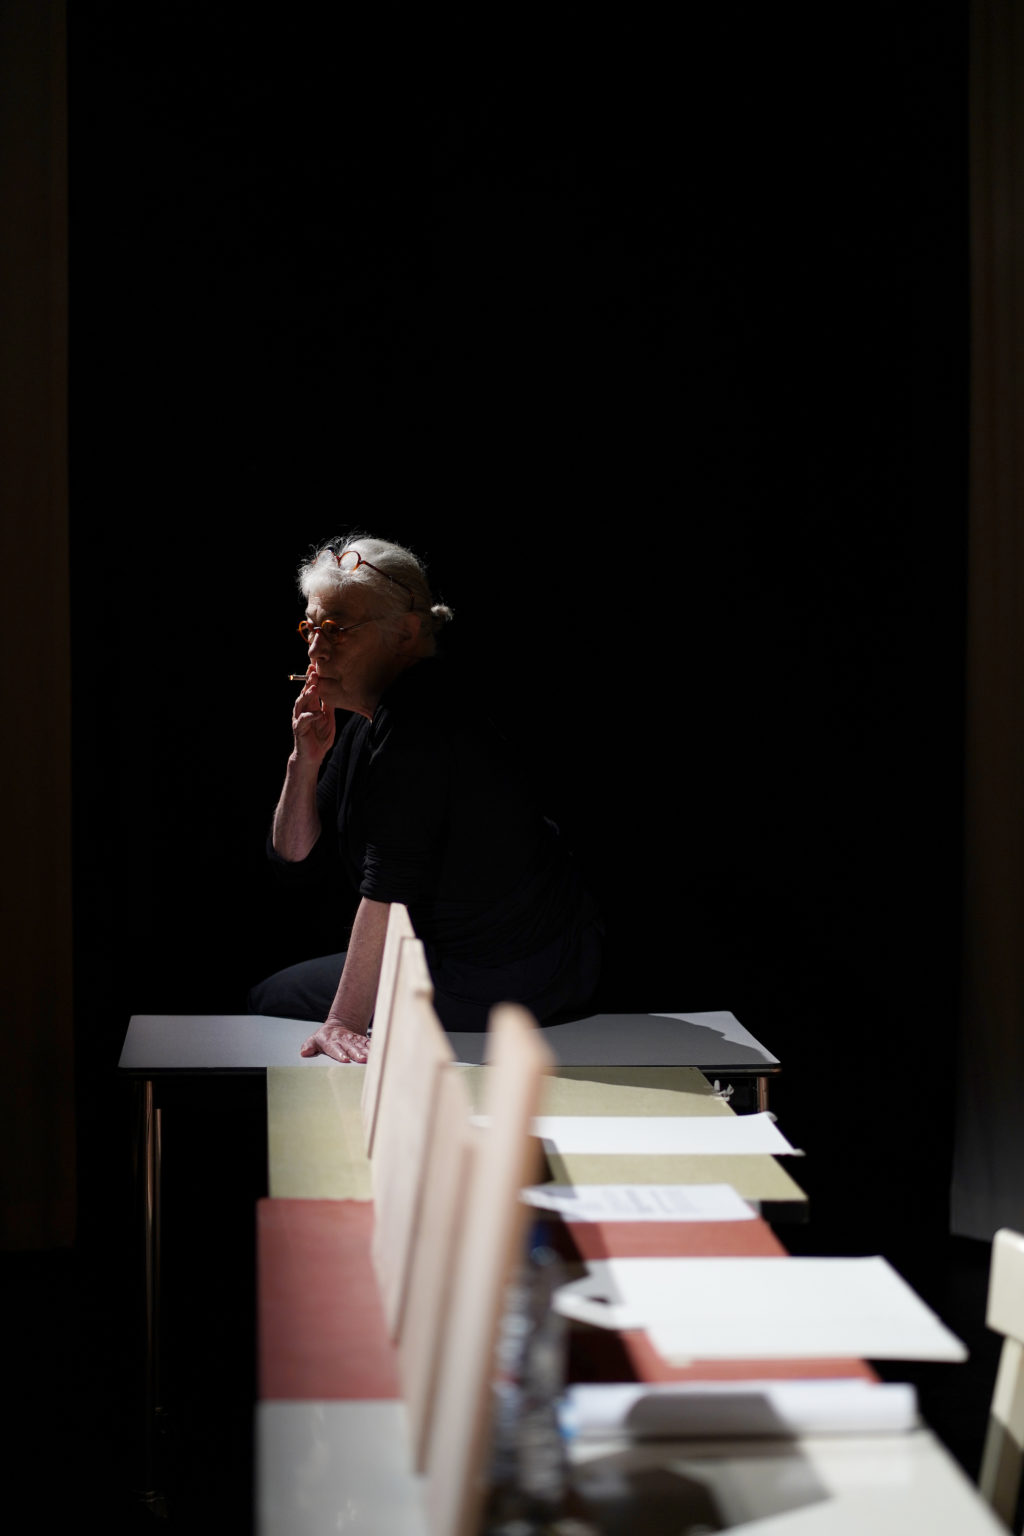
[323,548,415,609]
[297,617,378,646]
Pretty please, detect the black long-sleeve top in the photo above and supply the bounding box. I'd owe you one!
[284,657,589,970]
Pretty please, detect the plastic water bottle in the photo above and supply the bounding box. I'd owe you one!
[482,1221,598,1535]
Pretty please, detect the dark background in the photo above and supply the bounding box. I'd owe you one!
[55,5,973,1526]
[70,4,967,1229]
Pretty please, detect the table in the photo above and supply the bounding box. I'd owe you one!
[117,1011,335,1074]
[254,1063,1002,1535]
[117,1011,331,1507]
[121,1014,1000,1533]
[257,1407,1006,1535]
[116,1008,785,1519]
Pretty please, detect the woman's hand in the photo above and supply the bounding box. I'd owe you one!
[300,1021,370,1064]
[291,671,336,766]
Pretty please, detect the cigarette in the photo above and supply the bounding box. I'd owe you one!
[288,673,311,682]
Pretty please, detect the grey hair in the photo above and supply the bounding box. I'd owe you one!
[298,532,453,643]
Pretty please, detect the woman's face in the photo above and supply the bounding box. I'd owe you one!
[301,579,397,717]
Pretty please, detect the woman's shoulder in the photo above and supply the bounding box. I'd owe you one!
[374,657,504,756]
[379,656,464,722]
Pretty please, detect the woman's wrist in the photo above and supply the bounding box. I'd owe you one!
[325,1013,369,1037]
[286,749,323,777]
[272,760,322,860]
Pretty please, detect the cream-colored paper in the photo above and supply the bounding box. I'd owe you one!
[542,1151,807,1203]
[455,1063,729,1117]
[266,1065,372,1199]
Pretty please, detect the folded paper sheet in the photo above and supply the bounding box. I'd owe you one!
[554,1256,968,1361]
[509,1111,799,1157]
[560,1380,919,1439]
[522,1183,756,1222]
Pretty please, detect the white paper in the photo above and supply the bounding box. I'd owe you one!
[560,1380,919,1440]
[521,1183,756,1222]
[553,1256,968,1362]
[519,1111,799,1157]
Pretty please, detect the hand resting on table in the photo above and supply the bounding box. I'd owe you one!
[300,1021,371,1064]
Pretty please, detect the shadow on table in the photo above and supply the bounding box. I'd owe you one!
[571,1436,832,1533]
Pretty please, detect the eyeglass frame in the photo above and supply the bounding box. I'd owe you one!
[323,547,416,610]
[297,616,379,646]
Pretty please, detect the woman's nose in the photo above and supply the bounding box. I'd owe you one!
[308,627,331,656]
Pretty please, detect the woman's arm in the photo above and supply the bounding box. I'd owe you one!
[300,895,390,1062]
[272,676,336,860]
[272,753,323,860]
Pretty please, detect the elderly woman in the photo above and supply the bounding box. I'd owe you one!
[249,533,603,1063]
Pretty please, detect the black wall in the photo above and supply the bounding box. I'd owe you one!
[70,8,967,1238]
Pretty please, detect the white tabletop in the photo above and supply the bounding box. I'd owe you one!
[118,1009,779,1074]
[447,1010,780,1069]
[257,1402,1004,1536]
[258,1402,427,1536]
[571,1428,1007,1534]
[118,1013,327,1073]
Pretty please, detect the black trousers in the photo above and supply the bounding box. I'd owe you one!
[248,915,603,1033]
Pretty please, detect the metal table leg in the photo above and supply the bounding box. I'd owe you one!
[135,1077,167,1516]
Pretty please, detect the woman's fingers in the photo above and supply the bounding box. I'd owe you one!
[292,678,319,718]
[292,684,335,758]
[299,1024,370,1063]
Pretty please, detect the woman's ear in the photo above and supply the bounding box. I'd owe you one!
[395,612,424,651]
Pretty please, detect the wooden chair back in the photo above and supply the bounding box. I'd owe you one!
[980,1227,1024,1531]
[398,1062,475,1470]
[425,1004,553,1536]
[370,940,453,1336]
[361,901,417,1155]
